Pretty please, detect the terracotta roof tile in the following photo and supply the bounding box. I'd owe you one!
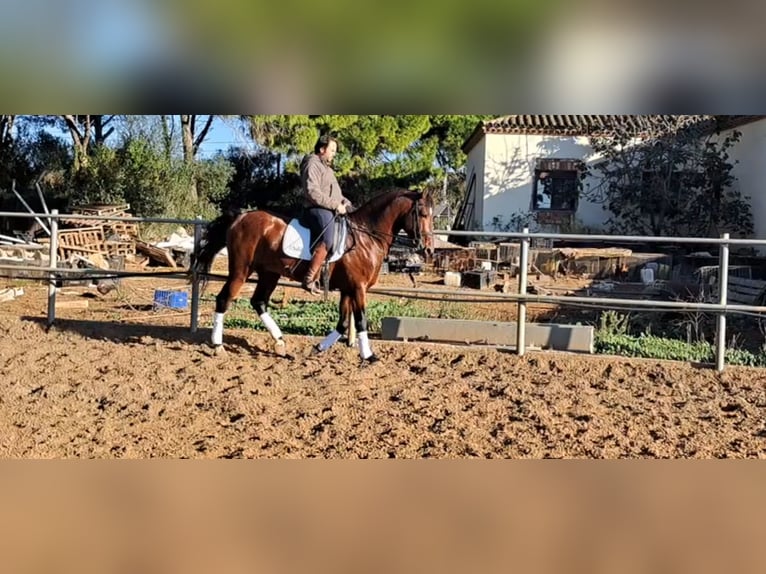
[462,115,766,153]
[483,114,703,136]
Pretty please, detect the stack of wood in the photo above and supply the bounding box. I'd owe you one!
[33,203,140,269]
[70,204,192,269]
[68,203,138,258]
[0,234,50,279]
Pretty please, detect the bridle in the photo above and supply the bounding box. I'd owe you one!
[344,192,431,252]
[393,195,427,250]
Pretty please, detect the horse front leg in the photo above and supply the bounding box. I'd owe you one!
[352,289,378,363]
[313,292,352,354]
[250,271,287,356]
[212,272,248,348]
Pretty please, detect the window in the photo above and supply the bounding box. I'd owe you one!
[532,159,580,212]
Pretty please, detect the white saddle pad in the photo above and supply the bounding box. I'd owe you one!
[282,218,347,262]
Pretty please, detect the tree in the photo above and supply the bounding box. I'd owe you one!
[585,127,753,238]
[244,114,493,206]
[422,115,493,169]
[179,115,215,203]
[221,147,291,211]
[0,115,17,190]
[61,115,118,171]
[1,116,71,194]
[0,115,14,147]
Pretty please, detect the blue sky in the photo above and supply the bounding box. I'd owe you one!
[35,115,249,159]
[196,117,248,158]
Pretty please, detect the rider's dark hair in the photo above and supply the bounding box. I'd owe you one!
[314,134,338,154]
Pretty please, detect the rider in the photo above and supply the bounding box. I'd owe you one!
[299,134,354,295]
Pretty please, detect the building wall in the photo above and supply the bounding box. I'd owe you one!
[478,133,608,232]
[464,136,486,228]
[467,120,766,242]
[716,119,766,248]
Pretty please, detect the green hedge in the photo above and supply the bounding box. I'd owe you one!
[595,332,766,367]
[223,298,437,337]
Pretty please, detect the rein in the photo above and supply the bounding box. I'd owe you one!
[345,198,425,251]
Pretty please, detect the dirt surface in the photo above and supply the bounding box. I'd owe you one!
[2,271,766,459]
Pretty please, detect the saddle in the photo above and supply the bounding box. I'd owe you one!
[281,216,348,262]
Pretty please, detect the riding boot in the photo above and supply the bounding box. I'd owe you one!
[302,243,328,295]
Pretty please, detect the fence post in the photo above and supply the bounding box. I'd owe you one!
[715,232,730,372]
[190,216,202,333]
[517,227,529,356]
[47,209,59,327]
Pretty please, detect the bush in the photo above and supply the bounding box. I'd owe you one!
[595,331,766,367]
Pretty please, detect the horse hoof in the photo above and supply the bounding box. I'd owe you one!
[214,345,227,356]
[274,339,286,357]
[363,354,380,364]
[310,344,323,356]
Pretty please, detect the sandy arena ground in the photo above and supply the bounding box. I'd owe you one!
[2,271,766,458]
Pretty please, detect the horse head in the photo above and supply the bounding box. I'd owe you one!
[352,188,435,259]
[398,189,435,260]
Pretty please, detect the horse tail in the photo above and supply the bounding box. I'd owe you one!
[190,208,241,289]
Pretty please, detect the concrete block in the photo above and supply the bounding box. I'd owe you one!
[443,271,461,287]
[0,287,24,303]
[380,317,593,353]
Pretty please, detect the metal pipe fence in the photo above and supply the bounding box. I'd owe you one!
[1,210,765,372]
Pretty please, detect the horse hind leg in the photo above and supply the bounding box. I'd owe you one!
[250,271,287,356]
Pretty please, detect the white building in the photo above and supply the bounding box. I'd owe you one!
[716,118,766,243]
[459,115,766,237]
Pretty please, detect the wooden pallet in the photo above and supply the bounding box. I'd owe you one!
[136,239,176,268]
[54,226,107,261]
[66,204,137,236]
[58,226,104,247]
[705,275,766,305]
[74,203,131,216]
[61,217,100,228]
[722,276,766,305]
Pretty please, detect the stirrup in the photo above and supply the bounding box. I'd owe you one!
[302,280,322,296]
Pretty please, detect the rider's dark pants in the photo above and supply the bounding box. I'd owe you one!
[306,207,335,251]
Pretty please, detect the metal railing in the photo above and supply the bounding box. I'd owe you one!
[1,210,207,332]
[2,210,765,372]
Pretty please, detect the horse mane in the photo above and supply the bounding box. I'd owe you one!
[353,188,419,224]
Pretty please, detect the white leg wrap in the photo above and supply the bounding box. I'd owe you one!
[259,312,283,340]
[212,312,224,346]
[357,331,373,360]
[318,329,342,352]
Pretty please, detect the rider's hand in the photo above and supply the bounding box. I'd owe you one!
[336,203,347,215]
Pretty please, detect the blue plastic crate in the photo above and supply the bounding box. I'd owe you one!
[153,289,188,310]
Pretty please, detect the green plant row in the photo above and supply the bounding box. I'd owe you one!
[223,298,439,337]
[595,332,766,367]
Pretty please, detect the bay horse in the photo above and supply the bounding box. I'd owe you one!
[192,188,434,362]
